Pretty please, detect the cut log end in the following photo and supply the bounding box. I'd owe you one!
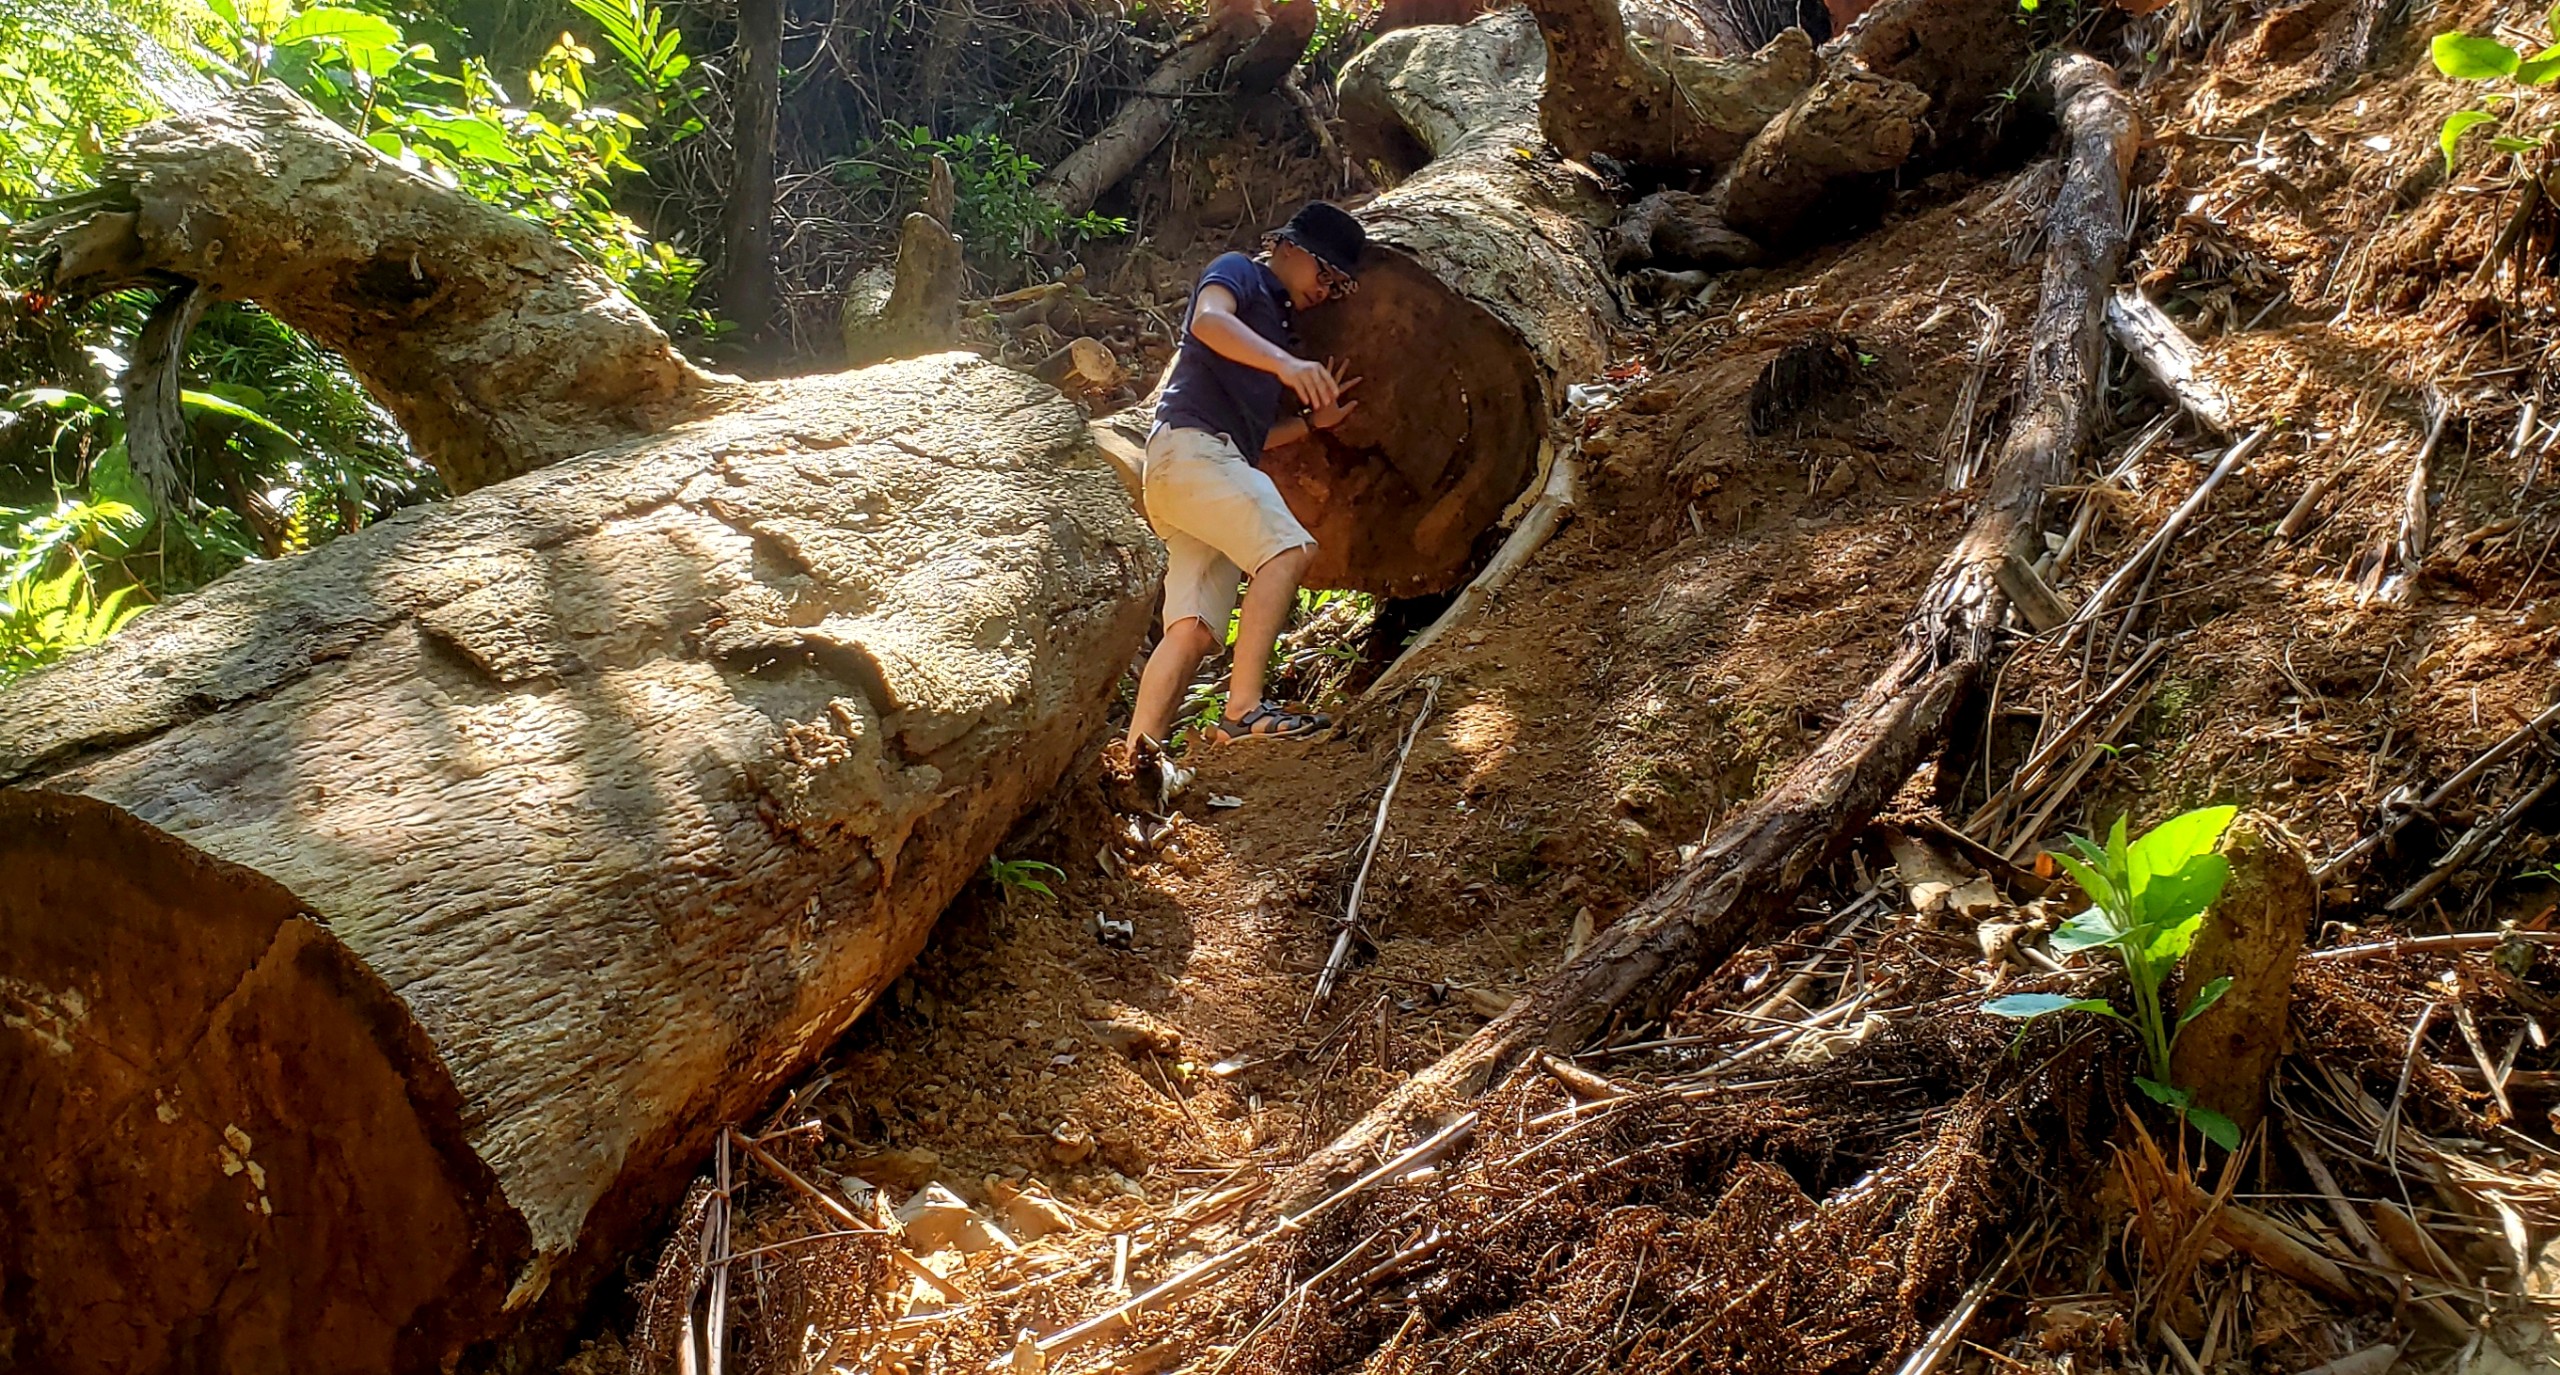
[0,791,532,1372]
[1263,248,1549,597]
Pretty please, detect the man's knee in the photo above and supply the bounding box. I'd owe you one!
[1255,541,1316,580]
[1162,615,1221,658]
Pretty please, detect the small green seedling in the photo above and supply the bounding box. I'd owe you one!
[1985,805,2243,1150]
[988,857,1065,901]
[2432,14,2560,171]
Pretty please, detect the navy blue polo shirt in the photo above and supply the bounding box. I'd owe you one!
[1155,252,1297,464]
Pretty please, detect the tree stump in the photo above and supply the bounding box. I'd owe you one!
[2171,812,2315,1132]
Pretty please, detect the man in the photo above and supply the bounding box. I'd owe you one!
[1125,201,1366,751]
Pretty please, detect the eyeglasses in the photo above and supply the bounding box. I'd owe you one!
[1315,261,1359,298]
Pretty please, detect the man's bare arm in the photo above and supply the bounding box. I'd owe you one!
[1190,284,1340,411]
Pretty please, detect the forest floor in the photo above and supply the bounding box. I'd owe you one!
[571,9,2560,1373]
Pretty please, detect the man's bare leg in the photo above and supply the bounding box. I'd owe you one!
[1225,543,1315,718]
[1127,616,1220,750]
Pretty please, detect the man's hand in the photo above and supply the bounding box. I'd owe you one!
[1276,355,1341,412]
[1309,367,1363,429]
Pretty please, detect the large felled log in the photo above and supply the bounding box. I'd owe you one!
[842,157,967,364]
[1279,51,2137,1210]
[1252,10,1615,596]
[30,83,719,495]
[0,353,1160,1374]
[1527,0,1820,170]
[1038,17,1261,219]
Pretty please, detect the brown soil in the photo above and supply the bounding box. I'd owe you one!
[570,13,2560,1371]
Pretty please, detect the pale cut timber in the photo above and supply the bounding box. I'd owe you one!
[0,353,1161,1374]
[31,82,720,495]
[2105,288,2238,435]
[1277,51,2137,1211]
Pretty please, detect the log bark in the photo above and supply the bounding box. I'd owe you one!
[716,0,784,337]
[1525,0,1817,170]
[1586,0,2034,262]
[2170,813,2313,1132]
[1258,10,1616,597]
[1277,50,2136,1211]
[29,83,720,495]
[1038,17,1260,219]
[0,352,1162,1374]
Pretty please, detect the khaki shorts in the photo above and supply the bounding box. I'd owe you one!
[1141,426,1316,633]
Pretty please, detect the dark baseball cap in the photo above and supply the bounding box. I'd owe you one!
[1271,201,1366,278]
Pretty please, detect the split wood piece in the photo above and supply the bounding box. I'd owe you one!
[2168,814,2312,1131]
[2313,699,2560,881]
[2305,929,2560,962]
[0,354,1161,1375]
[1963,637,2169,835]
[2153,1168,2362,1302]
[2376,389,2452,606]
[1032,337,1128,395]
[843,156,967,365]
[2105,288,2238,436]
[2274,469,2338,542]
[1997,552,2075,631]
[1592,0,2033,264]
[29,82,718,495]
[1037,16,1259,219]
[1271,51,2137,1214]
[1362,444,1576,698]
[2061,426,2267,649]
[2290,1125,2471,1335]
[1311,678,1443,1011]
[1891,1236,2024,1375]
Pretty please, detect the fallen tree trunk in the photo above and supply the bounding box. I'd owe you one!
[1038,17,1261,220]
[1256,10,1616,596]
[0,368,1158,1372]
[29,83,720,495]
[1278,50,2137,1210]
[1093,11,1616,599]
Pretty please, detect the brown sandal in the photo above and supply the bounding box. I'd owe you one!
[1206,702,1331,744]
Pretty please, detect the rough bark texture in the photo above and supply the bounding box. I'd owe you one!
[1588,0,2032,262]
[1527,0,1818,169]
[31,83,719,495]
[0,353,1161,1375]
[716,0,785,337]
[1278,51,2136,1212]
[1265,10,1615,596]
[841,165,966,366]
[2171,814,2314,1131]
[1038,17,1259,219]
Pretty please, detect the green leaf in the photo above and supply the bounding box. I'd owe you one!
[2442,110,2498,170]
[2434,32,2522,79]
[181,390,304,450]
[2050,852,2120,919]
[2133,1075,2193,1110]
[2493,134,2546,152]
[2107,813,2130,879]
[2188,1106,2242,1150]
[2127,805,2237,901]
[274,6,401,48]
[85,447,155,527]
[2520,44,2560,83]
[1984,993,2125,1020]
[2145,911,2207,965]
[238,0,294,38]
[2050,906,2123,953]
[2179,975,2234,1028]
[404,111,523,164]
[2136,852,2228,938]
